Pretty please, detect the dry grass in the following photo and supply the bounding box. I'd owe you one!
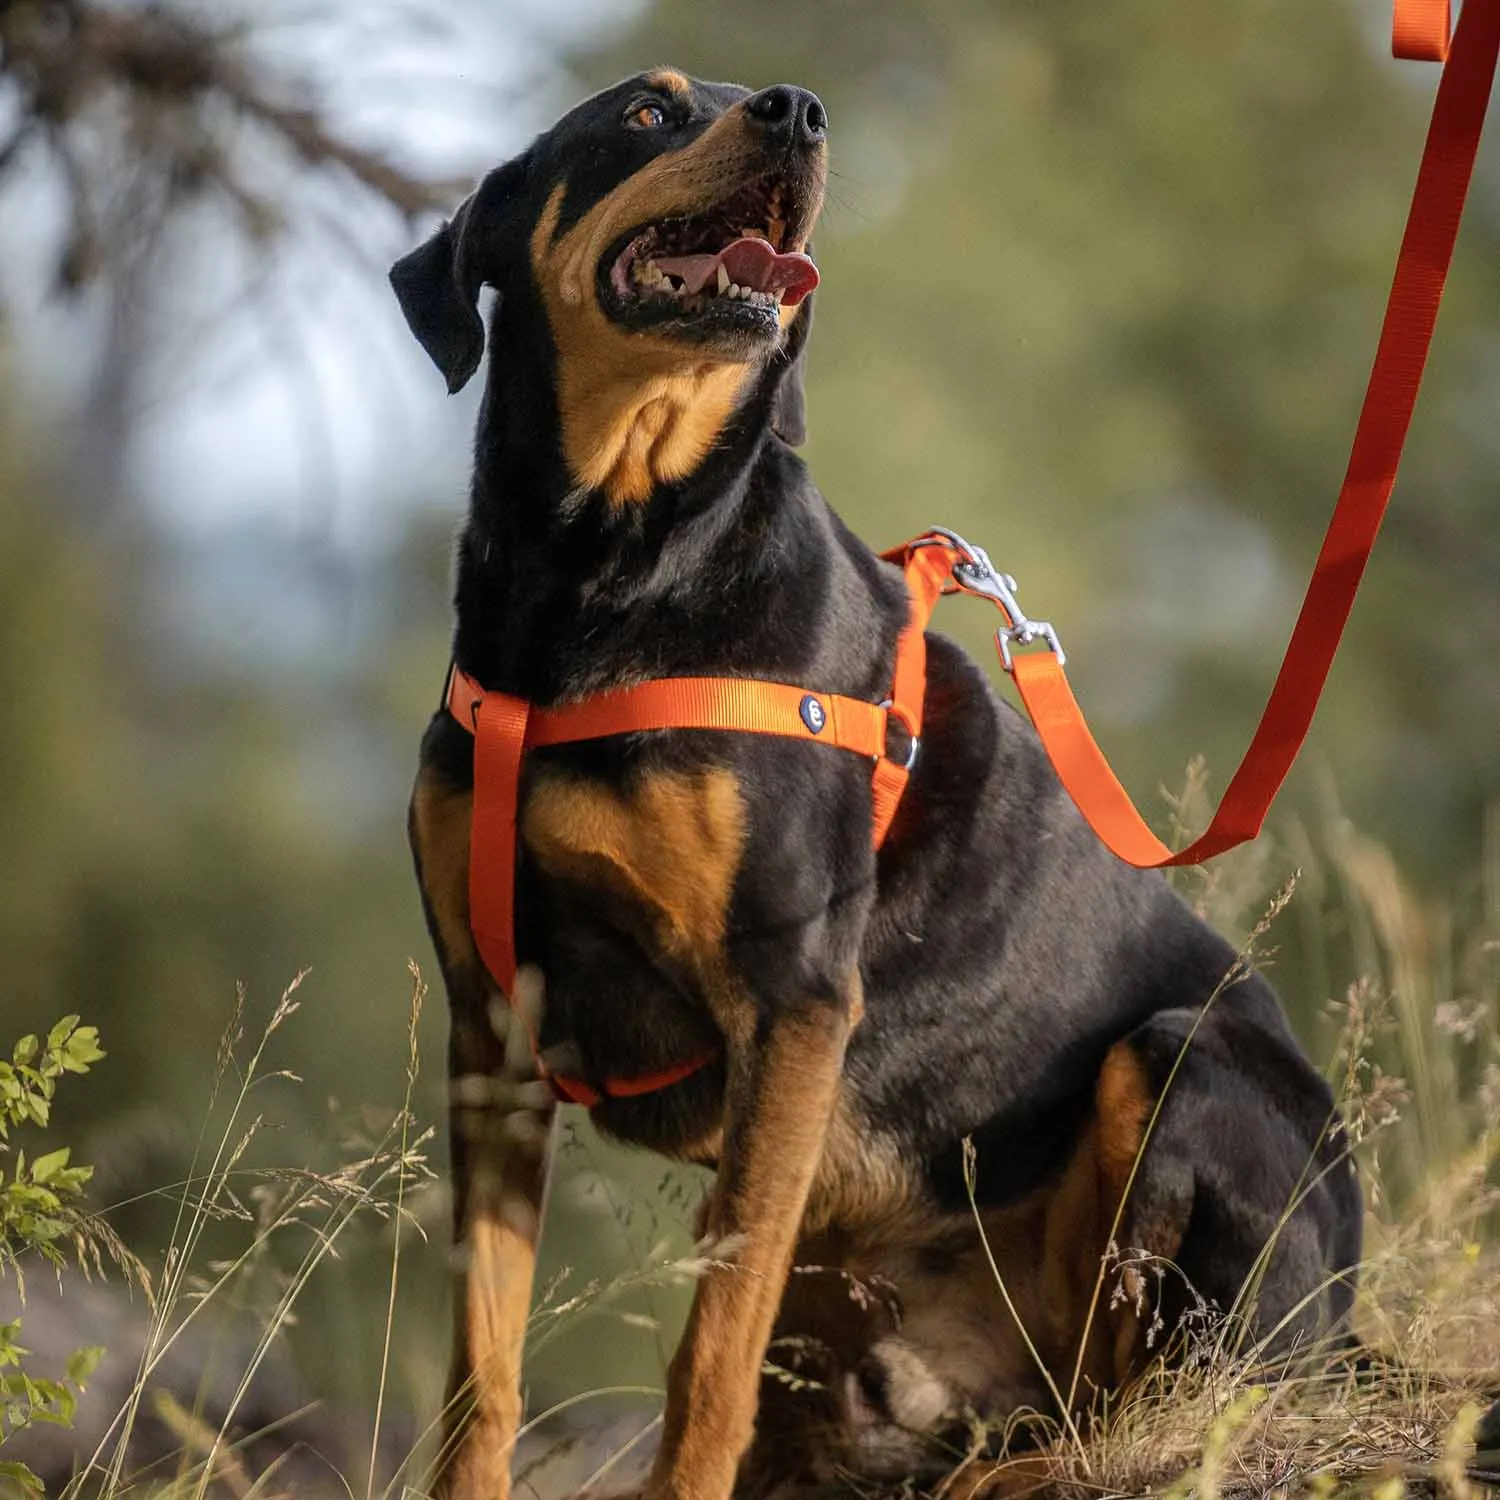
[885,795,1500,1500]
[4,794,1497,1499]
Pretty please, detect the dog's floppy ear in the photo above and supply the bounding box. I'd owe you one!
[771,293,814,447]
[390,161,524,395]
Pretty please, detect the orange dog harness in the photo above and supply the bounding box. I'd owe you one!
[445,534,961,1104]
[446,0,1495,1104]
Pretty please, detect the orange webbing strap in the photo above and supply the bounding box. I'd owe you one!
[1007,0,1498,868]
[468,687,529,1014]
[1393,0,1450,61]
[462,676,725,1103]
[446,584,932,1100]
[524,677,889,756]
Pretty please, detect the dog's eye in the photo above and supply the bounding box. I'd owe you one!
[626,101,666,130]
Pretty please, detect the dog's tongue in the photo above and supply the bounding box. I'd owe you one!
[653,236,819,304]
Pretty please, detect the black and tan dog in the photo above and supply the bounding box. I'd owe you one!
[392,69,1363,1500]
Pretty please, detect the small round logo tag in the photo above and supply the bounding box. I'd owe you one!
[799,695,827,734]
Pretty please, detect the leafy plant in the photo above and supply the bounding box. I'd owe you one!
[1,1018,106,1276]
[0,1018,107,1498]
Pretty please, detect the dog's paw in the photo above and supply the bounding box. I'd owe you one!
[827,1336,985,1481]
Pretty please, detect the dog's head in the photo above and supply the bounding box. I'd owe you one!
[391,70,828,504]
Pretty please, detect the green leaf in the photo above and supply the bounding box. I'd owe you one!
[65,1345,104,1387]
[0,1457,46,1498]
[59,1027,104,1073]
[34,1386,76,1425]
[11,1037,37,1068]
[45,1016,80,1051]
[49,1164,93,1198]
[30,1148,69,1185]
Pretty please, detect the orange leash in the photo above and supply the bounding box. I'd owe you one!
[1001,0,1495,868]
[444,0,1489,1100]
[1393,0,1450,61]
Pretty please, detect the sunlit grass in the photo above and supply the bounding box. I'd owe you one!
[3,793,1497,1499]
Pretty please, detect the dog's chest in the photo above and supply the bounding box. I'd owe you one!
[519,763,747,974]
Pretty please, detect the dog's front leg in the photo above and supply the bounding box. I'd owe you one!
[648,980,857,1500]
[442,969,558,1500]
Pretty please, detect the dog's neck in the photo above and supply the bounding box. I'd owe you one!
[450,343,798,701]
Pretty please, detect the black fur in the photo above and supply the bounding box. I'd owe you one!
[397,69,1363,1488]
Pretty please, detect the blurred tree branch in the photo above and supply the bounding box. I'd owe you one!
[0,0,466,292]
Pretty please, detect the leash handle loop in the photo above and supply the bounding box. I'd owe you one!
[1393,0,1450,61]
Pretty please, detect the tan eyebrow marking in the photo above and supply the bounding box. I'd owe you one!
[645,69,691,99]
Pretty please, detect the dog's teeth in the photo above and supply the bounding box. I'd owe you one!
[716,263,730,295]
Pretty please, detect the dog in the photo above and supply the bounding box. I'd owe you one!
[391,68,1363,1500]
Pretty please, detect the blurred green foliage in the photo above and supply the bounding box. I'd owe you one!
[1,0,1498,1452]
[585,0,1500,878]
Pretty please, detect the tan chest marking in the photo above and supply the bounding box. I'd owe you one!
[520,766,746,970]
[532,183,752,506]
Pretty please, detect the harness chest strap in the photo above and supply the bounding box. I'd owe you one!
[445,540,947,1104]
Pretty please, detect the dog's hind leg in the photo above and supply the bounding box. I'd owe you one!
[646,976,859,1500]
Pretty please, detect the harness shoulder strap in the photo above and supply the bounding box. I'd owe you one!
[444,558,932,1101]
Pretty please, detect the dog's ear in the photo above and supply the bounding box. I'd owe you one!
[389,161,524,395]
[770,292,814,447]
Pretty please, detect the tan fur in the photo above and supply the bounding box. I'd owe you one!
[652,997,854,1500]
[412,769,554,1500]
[528,102,819,506]
[802,1093,921,1239]
[758,1053,1188,1482]
[1094,1040,1154,1209]
[443,1132,552,1500]
[646,68,692,98]
[1092,1040,1171,1385]
[410,765,478,976]
[521,765,746,976]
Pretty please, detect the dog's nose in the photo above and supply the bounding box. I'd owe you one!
[744,84,827,149]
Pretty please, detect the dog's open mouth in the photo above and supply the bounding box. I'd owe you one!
[602,174,819,336]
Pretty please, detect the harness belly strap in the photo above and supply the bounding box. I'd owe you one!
[445,548,937,1104]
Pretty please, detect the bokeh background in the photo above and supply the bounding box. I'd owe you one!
[2,0,1497,1485]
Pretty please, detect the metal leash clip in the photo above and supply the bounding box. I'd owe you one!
[916,527,1066,672]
